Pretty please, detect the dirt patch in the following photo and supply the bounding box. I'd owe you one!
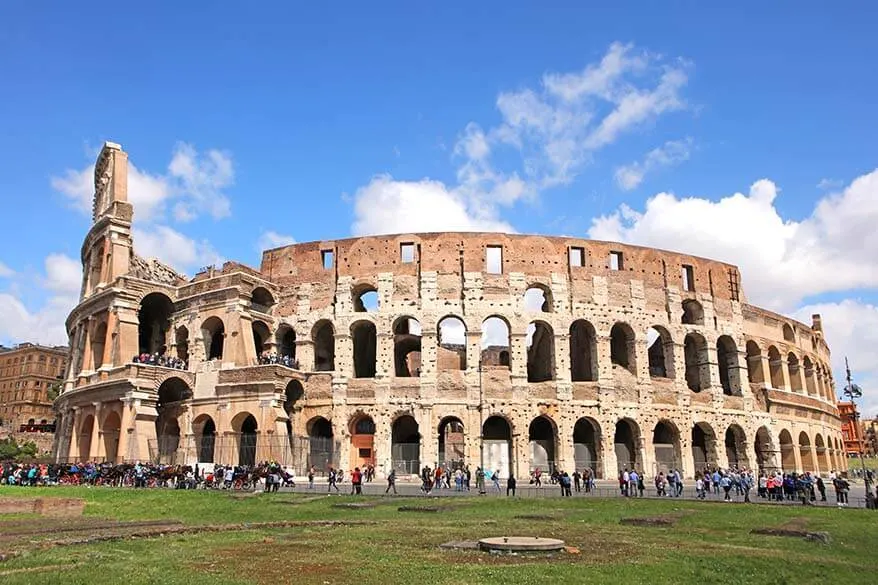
[332,502,376,509]
[398,506,441,513]
[190,540,345,585]
[0,497,84,517]
[514,514,557,521]
[619,517,675,527]
[751,528,831,545]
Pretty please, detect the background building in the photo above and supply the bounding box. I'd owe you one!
[862,418,877,457]
[837,401,866,458]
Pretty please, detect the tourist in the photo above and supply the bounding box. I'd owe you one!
[350,466,362,495]
[492,469,502,492]
[507,473,516,497]
[572,470,581,493]
[385,468,397,495]
[327,467,340,493]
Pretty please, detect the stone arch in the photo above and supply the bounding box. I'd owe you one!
[482,415,513,478]
[614,418,641,472]
[175,326,189,361]
[647,326,674,378]
[155,377,191,462]
[573,417,601,477]
[787,352,803,393]
[684,332,710,392]
[682,299,704,325]
[438,416,465,467]
[652,420,682,474]
[725,424,749,469]
[782,323,796,343]
[312,320,335,371]
[306,416,334,471]
[284,380,304,419]
[231,411,258,467]
[138,292,174,355]
[349,413,376,470]
[526,321,555,382]
[778,429,796,471]
[481,316,511,368]
[754,426,777,472]
[767,346,784,389]
[192,414,216,463]
[815,433,829,473]
[799,431,815,472]
[101,410,121,463]
[391,414,420,474]
[437,315,466,371]
[276,324,297,360]
[202,316,225,361]
[803,356,816,396]
[352,283,378,312]
[717,335,741,395]
[523,284,552,313]
[91,320,108,369]
[691,422,718,471]
[610,322,637,375]
[252,320,271,358]
[351,320,377,378]
[251,287,275,312]
[393,316,422,377]
[528,415,558,473]
[569,320,597,381]
[78,414,94,462]
[745,341,763,384]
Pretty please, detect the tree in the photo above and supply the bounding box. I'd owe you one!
[47,383,61,402]
[0,437,39,461]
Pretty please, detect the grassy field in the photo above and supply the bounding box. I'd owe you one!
[0,486,875,585]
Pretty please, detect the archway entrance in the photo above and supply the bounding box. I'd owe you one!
[236,414,258,467]
[691,423,716,471]
[79,414,94,462]
[482,416,513,478]
[815,434,829,472]
[438,417,465,469]
[725,425,749,469]
[391,415,420,474]
[194,415,216,463]
[653,421,681,474]
[573,418,600,477]
[308,417,334,471]
[138,293,173,355]
[202,317,225,361]
[101,411,121,463]
[779,430,796,471]
[528,416,557,473]
[754,426,776,472]
[799,432,814,473]
[155,377,191,464]
[350,415,375,471]
[614,419,640,472]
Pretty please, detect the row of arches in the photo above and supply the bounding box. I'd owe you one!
[745,342,835,400]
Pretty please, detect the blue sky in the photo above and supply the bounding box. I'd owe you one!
[1,3,877,412]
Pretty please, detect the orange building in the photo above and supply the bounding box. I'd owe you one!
[0,343,68,431]
[837,401,866,457]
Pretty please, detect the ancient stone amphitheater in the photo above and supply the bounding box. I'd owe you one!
[53,142,846,479]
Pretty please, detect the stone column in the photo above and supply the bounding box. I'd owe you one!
[419,327,437,379]
[555,331,571,384]
[67,407,81,462]
[116,398,134,463]
[334,332,353,379]
[599,427,617,479]
[376,332,393,379]
[509,332,528,384]
[296,339,314,372]
[88,402,103,461]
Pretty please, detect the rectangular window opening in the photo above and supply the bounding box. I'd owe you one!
[569,247,584,267]
[682,264,695,291]
[321,250,334,270]
[400,243,415,263]
[358,448,372,458]
[486,246,503,274]
[728,269,740,301]
[609,251,623,271]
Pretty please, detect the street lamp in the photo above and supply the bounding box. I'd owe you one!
[843,358,874,508]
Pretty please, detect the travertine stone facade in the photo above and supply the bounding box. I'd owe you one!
[53,142,846,478]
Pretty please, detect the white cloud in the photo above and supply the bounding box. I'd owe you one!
[589,169,878,311]
[168,142,233,221]
[0,261,13,278]
[133,225,224,274]
[51,163,171,222]
[614,138,693,190]
[43,254,82,296]
[258,231,296,251]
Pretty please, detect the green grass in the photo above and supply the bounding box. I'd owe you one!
[0,486,875,584]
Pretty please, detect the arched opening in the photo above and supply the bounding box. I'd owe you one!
[175,326,189,362]
[782,323,796,343]
[787,353,803,393]
[312,320,335,371]
[393,317,422,377]
[523,285,552,312]
[101,411,121,463]
[482,415,513,478]
[391,415,420,474]
[155,377,191,463]
[202,317,225,361]
[778,429,796,471]
[684,333,709,392]
[799,431,814,473]
[193,415,216,463]
[573,418,600,477]
[725,424,749,469]
[755,426,776,472]
[481,317,510,369]
[349,415,376,470]
[610,322,636,375]
[307,417,334,471]
[91,321,108,369]
[815,434,829,473]
[745,341,763,384]
[353,285,378,312]
[682,299,704,325]
[251,287,275,313]
[252,320,271,359]
[233,413,258,467]
[647,326,674,378]
[717,335,740,395]
[614,418,640,472]
[526,321,554,382]
[691,423,717,470]
[528,416,557,473]
[138,293,173,356]
[569,320,597,381]
[652,421,681,474]
[767,346,784,389]
[437,316,466,371]
[351,321,377,378]
[276,325,297,361]
[803,356,816,396]
[78,414,94,462]
[438,417,465,468]
[283,380,304,449]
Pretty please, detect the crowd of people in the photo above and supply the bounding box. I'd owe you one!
[132,353,188,370]
[257,352,299,369]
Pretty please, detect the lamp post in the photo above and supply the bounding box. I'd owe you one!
[843,358,874,508]
[478,355,484,475]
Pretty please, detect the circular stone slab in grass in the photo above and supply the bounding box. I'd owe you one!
[478,536,565,552]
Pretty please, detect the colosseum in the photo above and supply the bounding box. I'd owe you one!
[52,142,847,479]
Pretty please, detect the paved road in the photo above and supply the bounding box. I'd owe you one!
[279,478,875,508]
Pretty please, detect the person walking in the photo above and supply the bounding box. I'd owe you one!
[327,467,340,493]
[385,468,397,495]
[350,467,363,495]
